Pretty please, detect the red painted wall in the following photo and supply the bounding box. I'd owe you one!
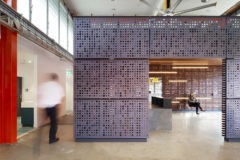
[0,0,17,144]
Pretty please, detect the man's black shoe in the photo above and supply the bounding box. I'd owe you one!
[49,138,59,144]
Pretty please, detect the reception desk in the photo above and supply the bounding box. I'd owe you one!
[151,96,172,108]
[149,96,172,130]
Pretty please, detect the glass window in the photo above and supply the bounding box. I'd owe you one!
[60,2,68,49]
[149,77,162,95]
[17,0,29,20]
[49,0,59,43]
[32,0,47,33]
[68,15,73,54]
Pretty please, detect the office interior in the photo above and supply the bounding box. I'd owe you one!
[1,0,240,159]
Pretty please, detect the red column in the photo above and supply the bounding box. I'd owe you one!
[0,0,17,144]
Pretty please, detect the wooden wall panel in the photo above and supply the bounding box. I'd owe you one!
[150,65,222,110]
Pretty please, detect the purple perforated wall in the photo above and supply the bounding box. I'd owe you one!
[226,60,240,139]
[150,17,226,58]
[227,17,240,58]
[74,16,240,141]
[74,17,149,140]
[74,100,148,138]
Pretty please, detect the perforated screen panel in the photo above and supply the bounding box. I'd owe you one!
[74,18,149,58]
[74,100,148,138]
[226,60,240,98]
[227,17,240,58]
[74,60,149,98]
[74,16,240,141]
[150,17,226,58]
[226,100,240,138]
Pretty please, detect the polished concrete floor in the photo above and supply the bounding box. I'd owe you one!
[17,116,34,137]
[1,111,240,160]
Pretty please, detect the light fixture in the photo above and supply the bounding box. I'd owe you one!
[196,97,212,100]
[169,80,187,82]
[28,61,31,63]
[172,66,208,69]
[176,97,188,100]
[176,97,212,100]
[172,101,180,103]
[149,71,177,74]
[201,0,209,2]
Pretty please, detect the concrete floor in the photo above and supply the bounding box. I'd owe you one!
[17,117,34,137]
[1,111,240,160]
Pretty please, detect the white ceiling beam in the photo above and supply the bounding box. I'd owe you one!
[153,0,164,16]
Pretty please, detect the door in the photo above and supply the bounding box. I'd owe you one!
[17,77,22,117]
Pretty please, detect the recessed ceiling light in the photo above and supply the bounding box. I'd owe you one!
[112,8,116,10]
[111,0,116,1]
[28,61,31,63]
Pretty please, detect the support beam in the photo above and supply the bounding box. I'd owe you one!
[0,0,73,63]
[0,0,17,144]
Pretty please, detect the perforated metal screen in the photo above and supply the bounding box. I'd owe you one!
[226,60,240,139]
[150,17,226,58]
[226,100,240,138]
[74,18,149,58]
[74,16,240,141]
[74,60,148,98]
[227,17,240,58]
[74,100,148,138]
[226,60,240,98]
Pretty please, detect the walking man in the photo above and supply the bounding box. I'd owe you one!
[38,73,65,144]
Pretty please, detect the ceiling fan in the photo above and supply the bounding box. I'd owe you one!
[139,0,217,16]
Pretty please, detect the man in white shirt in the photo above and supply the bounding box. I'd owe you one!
[38,73,65,144]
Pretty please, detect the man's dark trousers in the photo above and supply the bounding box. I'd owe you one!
[46,105,57,143]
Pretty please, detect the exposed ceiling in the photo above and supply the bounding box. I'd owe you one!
[149,58,222,66]
[63,0,240,16]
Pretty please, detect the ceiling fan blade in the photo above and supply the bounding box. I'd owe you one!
[173,2,217,15]
[139,0,165,14]
[169,0,182,12]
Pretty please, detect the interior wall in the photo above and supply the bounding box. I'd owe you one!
[17,35,73,127]
[66,71,73,111]
[17,54,34,102]
[150,65,222,110]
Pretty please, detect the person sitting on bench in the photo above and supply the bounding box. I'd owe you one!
[188,92,204,114]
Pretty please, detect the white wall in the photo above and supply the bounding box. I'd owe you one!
[66,72,73,111]
[17,35,73,127]
[17,60,34,102]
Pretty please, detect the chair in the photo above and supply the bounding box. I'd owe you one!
[188,101,194,110]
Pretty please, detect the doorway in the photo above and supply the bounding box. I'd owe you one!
[149,58,223,111]
[17,77,22,117]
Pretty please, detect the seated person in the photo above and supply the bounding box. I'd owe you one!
[188,92,204,114]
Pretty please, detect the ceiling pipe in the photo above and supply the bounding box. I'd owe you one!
[174,2,217,15]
